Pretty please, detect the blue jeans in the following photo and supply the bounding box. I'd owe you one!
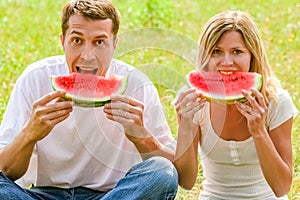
[0,157,178,200]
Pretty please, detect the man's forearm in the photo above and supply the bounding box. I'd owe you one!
[130,134,175,161]
[0,130,36,181]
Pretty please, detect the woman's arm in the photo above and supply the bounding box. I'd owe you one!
[174,125,200,190]
[172,88,205,189]
[235,88,294,197]
[252,118,293,197]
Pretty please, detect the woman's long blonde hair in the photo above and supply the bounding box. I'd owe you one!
[198,10,281,105]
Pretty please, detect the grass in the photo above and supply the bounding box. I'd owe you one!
[0,0,299,199]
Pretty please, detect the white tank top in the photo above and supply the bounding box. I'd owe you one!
[193,88,298,199]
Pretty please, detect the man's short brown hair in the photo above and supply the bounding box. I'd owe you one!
[61,0,120,37]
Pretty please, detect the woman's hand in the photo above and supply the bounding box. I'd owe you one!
[173,88,206,130]
[235,87,268,137]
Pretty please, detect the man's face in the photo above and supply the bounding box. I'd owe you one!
[60,14,118,76]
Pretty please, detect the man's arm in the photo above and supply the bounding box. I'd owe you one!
[0,129,36,181]
[0,90,73,180]
[104,94,175,161]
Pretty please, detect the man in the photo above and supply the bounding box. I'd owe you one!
[0,0,178,199]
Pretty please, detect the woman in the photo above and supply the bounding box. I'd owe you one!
[173,10,298,199]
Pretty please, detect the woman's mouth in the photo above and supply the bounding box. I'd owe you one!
[219,71,233,74]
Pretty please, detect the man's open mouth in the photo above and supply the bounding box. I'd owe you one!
[76,66,98,74]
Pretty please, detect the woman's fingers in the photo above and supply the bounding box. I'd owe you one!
[174,88,202,110]
[251,88,267,110]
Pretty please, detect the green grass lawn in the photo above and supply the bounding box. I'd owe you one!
[0,0,299,199]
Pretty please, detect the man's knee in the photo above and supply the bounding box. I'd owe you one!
[145,157,178,198]
[105,157,178,199]
[138,157,178,190]
[146,157,177,175]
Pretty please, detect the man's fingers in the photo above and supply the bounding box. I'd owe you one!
[46,106,73,120]
[34,90,66,106]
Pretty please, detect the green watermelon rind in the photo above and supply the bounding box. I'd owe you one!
[186,71,262,104]
[59,96,110,107]
[51,75,128,107]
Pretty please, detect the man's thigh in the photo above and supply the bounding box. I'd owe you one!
[0,172,35,200]
[0,173,106,200]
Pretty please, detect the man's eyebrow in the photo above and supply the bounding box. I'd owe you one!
[69,30,109,39]
[95,34,109,39]
[70,30,83,35]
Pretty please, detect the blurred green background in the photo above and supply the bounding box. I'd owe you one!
[0,0,299,199]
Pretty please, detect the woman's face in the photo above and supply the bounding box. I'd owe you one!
[207,31,252,73]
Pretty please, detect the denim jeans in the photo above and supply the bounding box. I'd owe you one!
[0,156,178,200]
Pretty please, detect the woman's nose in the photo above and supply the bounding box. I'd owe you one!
[220,53,233,67]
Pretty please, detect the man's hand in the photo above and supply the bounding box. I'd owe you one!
[103,95,146,140]
[104,94,175,161]
[23,90,73,142]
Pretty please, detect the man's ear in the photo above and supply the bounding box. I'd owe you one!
[113,36,119,49]
[60,33,65,47]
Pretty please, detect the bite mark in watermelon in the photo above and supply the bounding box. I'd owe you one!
[51,73,128,107]
[186,70,262,104]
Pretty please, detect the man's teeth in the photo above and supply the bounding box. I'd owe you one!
[76,67,98,74]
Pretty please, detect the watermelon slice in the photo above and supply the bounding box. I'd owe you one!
[51,73,128,107]
[186,70,262,104]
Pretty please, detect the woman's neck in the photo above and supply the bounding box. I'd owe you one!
[210,102,251,141]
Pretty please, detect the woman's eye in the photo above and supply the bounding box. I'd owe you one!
[212,49,221,54]
[233,49,242,54]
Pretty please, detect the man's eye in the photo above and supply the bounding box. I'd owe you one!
[96,40,104,45]
[73,38,81,44]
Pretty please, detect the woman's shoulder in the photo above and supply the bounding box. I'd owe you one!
[274,88,297,109]
[267,88,298,130]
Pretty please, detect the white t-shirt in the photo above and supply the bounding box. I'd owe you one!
[193,88,298,199]
[0,55,176,191]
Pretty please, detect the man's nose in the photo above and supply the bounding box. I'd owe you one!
[81,44,97,60]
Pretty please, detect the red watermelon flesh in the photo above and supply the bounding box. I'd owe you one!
[186,70,262,104]
[51,73,128,107]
